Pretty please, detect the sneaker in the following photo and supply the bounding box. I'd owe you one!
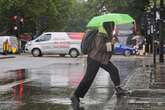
[70,95,80,109]
[115,86,128,95]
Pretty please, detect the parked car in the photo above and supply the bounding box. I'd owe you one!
[113,43,136,56]
[25,32,84,57]
[0,36,18,54]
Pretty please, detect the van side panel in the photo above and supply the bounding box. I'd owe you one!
[0,36,18,53]
[25,32,83,56]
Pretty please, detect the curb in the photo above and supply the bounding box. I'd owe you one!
[104,67,143,110]
[0,56,15,59]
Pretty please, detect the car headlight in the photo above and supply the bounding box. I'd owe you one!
[26,42,32,46]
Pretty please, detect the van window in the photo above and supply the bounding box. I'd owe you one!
[36,34,51,42]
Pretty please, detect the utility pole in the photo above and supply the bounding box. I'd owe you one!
[159,0,164,63]
[153,0,157,66]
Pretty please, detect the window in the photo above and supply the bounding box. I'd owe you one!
[36,34,51,42]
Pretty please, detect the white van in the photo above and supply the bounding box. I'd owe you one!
[0,36,18,53]
[25,32,83,57]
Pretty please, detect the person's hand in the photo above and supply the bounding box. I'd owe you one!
[106,42,112,52]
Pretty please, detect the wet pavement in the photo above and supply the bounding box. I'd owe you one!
[107,57,165,110]
[0,57,144,110]
[151,63,165,89]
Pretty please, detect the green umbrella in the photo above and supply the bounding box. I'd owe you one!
[87,13,134,33]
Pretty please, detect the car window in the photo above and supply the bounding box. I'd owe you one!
[36,34,51,42]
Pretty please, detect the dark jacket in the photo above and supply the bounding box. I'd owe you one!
[88,33,112,64]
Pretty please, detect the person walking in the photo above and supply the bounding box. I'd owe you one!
[71,22,127,108]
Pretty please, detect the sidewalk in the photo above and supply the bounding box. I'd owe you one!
[106,60,165,110]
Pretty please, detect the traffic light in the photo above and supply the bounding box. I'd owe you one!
[11,15,24,36]
[11,16,18,21]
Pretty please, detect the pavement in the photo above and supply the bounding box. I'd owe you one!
[107,58,165,110]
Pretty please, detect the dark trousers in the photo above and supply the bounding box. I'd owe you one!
[74,57,121,98]
[3,50,8,55]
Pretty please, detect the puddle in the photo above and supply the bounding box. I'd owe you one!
[0,69,27,85]
[0,60,142,110]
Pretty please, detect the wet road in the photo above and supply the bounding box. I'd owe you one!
[0,56,145,110]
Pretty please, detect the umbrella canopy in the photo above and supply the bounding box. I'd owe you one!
[87,13,134,28]
[87,13,134,33]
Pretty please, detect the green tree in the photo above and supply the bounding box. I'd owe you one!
[65,0,151,32]
[0,0,73,35]
[0,0,159,34]
[65,0,102,31]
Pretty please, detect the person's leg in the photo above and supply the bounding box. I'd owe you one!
[3,50,7,55]
[100,61,120,86]
[74,57,100,98]
[101,61,128,95]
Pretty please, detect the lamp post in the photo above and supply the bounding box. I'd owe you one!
[159,0,164,63]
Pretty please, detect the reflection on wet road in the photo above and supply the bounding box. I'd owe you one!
[0,58,143,110]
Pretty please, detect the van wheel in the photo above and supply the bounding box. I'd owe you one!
[124,50,131,56]
[32,48,42,57]
[69,49,79,58]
